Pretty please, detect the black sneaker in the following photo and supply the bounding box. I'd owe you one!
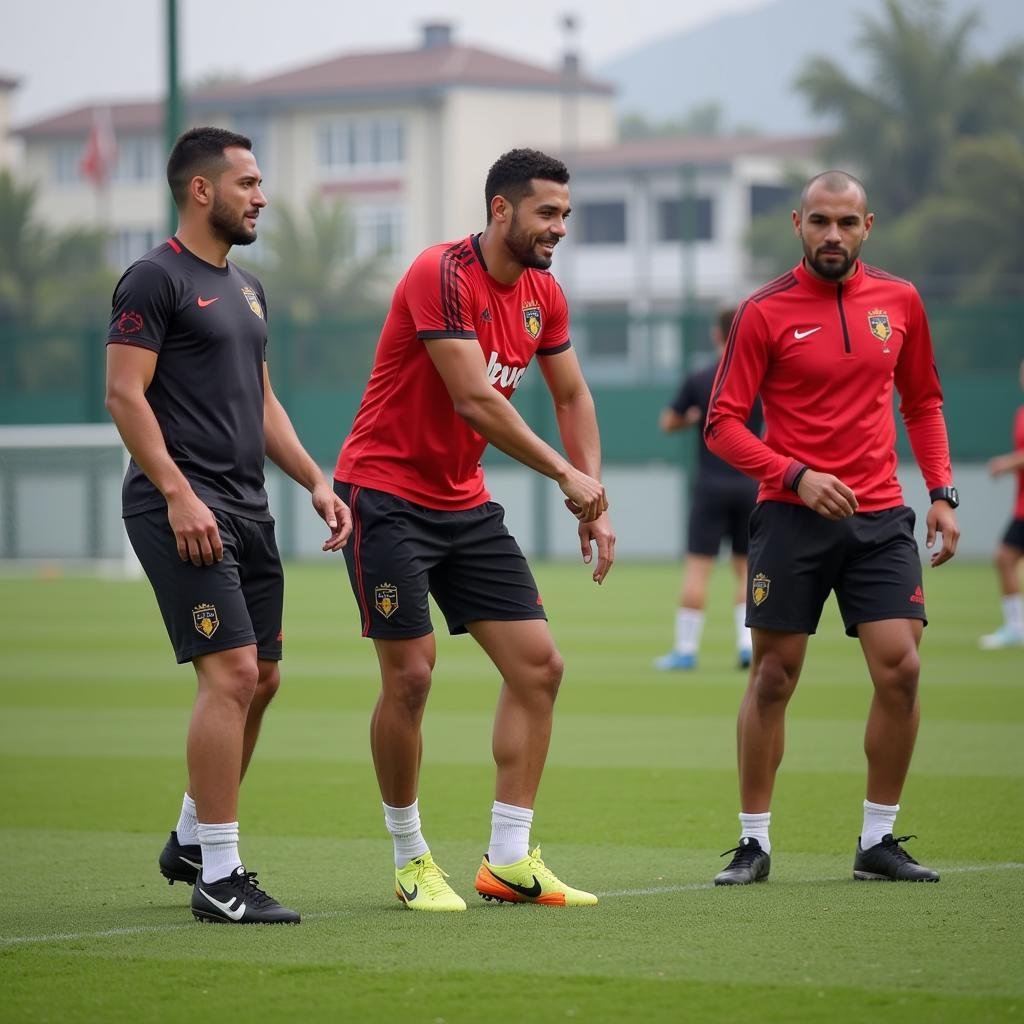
[714,836,771,885]
[159,831,202,885]
[192,866,301,924]
[853,833,940,882]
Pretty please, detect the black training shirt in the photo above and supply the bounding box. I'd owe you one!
[671,360,763,485]
[107,237,271,521]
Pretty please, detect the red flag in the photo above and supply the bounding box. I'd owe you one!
[80,106,118,188]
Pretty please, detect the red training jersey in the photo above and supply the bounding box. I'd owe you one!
[1013,406,1024,520]
[335,234,571,509]
[705,260,952,512]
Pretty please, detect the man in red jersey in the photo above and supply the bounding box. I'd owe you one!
[979,359,1024,649]
[704,170,959,885]
[334,149,615,911]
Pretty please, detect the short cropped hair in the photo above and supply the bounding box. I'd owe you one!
[167,126,252,208]
[484,148,570,223]
[799,170,868,213]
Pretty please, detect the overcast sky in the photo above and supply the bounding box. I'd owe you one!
[2,0,768,124]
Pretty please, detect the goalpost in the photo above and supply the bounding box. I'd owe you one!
[0,423,140,576]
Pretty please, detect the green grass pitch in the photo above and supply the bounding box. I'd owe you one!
[0,559,1021,1022]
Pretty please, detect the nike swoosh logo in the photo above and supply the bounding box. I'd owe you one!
[179,856,202,869]
[199,888,246,921]
[793,327,822,339]
[488,870,542,899]
[397,881,418,902]
[197,296,219,307]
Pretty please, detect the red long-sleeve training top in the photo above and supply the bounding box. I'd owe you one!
[705,260,952,512]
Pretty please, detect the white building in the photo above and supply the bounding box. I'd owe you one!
[0,75,20,169]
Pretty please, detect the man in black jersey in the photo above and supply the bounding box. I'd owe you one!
[655,309,762,671]
[105,127,351,924]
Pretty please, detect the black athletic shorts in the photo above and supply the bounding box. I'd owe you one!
[1002,517,1024,551]
[745,501,926,637]
[688,477,758,557]
[336,482,547,639]
[124,508,283,664]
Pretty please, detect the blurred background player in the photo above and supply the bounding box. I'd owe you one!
[655,307,762,670]
[979,358,1024,649]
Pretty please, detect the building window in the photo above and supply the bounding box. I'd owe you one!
[656,197,713,242]
[578,201,626,245]
[353,205,403,260]
[53,143,84,186]
[750,183,793,218]
[316,116,404,176]
[111,228,159,268]
[113,138,160,183]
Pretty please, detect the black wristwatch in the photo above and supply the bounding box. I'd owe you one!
[929,486,959,508]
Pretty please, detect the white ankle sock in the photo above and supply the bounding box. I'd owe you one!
[197,822,241,883]
[383,800,430,868]
[488,801,534,865]
[739,811,771,854]
[1004,594,1023,633]
[861,800,899,850]
[175,793,198,845]
[674,608,704,655]
[734,602,751,652]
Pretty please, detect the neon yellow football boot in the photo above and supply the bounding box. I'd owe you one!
[394,852,466,912]
[474,846,597,906]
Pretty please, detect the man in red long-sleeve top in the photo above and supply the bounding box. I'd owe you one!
[704,170,960,885]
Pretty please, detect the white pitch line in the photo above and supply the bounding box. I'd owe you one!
[596,861,1024,898]
[3,863,1021,947]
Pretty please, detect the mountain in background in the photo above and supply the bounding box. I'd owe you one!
[599,0,1023,134]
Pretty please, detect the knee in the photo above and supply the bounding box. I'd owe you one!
[515,647,564,705]
[751,653,799,705]
[873,648,920,711]
[201,653,260,711]
[383,663,433,715]
[254,662,281,708]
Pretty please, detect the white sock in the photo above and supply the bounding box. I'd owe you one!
[488,800,534,865]
[861,800,899,850]
[734,602,751,652]
[739,811,771,854]
[383,800,430,868]
[674,608,704,655]
[1004,594,1024,633]
[175,792,198,845]
[197,822,242,883]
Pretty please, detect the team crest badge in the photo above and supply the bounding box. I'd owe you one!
[751,573,771,607]
[868,309,892,352]
[522,303,542,339]
[192,603,220,638]
[241,286,264,320]
[374,583,399,619]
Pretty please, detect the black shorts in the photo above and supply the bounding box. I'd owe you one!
[337,482,547,639]
[745,502,926,637]
[1002,517,1024,551]
[124,508,283,664]
[688,478,758,557]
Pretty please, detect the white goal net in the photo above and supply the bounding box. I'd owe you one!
[0,424,139,575]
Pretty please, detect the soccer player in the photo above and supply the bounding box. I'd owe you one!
[704,170,959,885]
[105,127,351,924]
[655,307,762,671]
[979,358,1024,649]
[334,148,615,911]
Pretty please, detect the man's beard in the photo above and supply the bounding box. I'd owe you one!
[505,211,556,270]
[804,239,859,280]
[210,194,257,247]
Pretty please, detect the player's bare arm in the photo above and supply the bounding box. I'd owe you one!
[105,342,223,565]
[988,450,1024,476]
[925,501,960,567]
[659,406,702,433]
[425,336,608,523]
[262,364,351,551]
[538,347,616,583]
[796,469,859,520]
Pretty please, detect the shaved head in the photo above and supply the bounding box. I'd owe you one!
[799,170,868,214]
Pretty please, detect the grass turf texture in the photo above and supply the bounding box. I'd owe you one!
[0,561,1021,1023]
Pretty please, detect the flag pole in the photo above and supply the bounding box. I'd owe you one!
[165,0,181,237]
